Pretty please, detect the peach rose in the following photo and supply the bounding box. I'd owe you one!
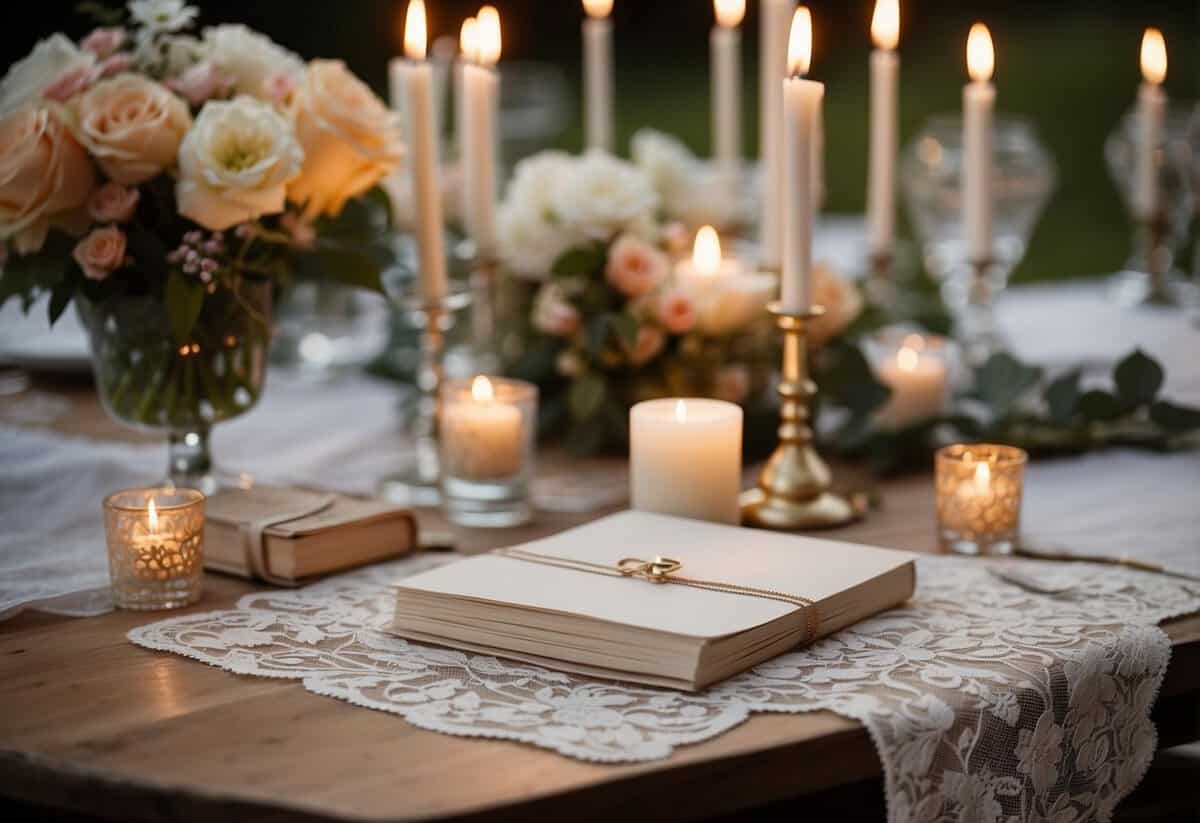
[625,326,665,366]
[73,75,191,185]
[605,233,668,298]
[72,225,127,280]
[88,182,139,223]
[656,288,697,335]
[807,262,864,348]
[0,104,95,254]
[287,61,403,220]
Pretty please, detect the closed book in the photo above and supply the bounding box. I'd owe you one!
[204,485,417,584]
[388,511,916,691]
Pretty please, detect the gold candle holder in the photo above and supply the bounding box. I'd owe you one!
[103,488,205,610]
[935,444,1027,555]
[740,303,860,530]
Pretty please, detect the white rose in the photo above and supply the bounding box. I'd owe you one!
[504,150,576,219]
[497,204,575,280]
[176,96,304,231]
[0,35,97,116]
[632,128,747,229]
[552,150,658,241]
[200,24,304,101]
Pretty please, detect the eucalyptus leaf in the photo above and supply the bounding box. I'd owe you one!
[1114,348,1164,407]
[973,353,1043,417]
[583,314,609,356]
[609,313,639,349]
[1045,369,1081,425]
[1149,400,1200,434]
[568,374,606,420]
[1077,389,1123,422]
[165,271,204,344]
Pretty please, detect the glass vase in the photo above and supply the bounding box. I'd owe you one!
[79,279,272,493]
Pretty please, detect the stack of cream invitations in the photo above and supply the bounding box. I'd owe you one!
[389,511,916,690]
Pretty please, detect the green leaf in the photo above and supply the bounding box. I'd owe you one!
[1149,400,1200,434]
[1077,389,1123,422]
[47,281,73,325]
[567,374,606,420]
[165,271,204,344]
[1045,369,1081,425]
[316,250,385,293]
[583,314,610,357]
[609,313,639,350]
[551,245,606,279]
[973,353,1043,417]
[1114,349,1164,407]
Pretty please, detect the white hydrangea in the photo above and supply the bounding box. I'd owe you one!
[550,150,658,242]
[200,24,304,100]
[632,128,750,229]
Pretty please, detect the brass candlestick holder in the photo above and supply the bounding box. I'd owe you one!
[740,303,860,530]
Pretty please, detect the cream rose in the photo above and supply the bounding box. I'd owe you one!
[176,95,304,231]
[200,24,304,100]
[0,35,97,115]
[72,225,128,280]
[0,104,95,254]
[73,75,191,185]
[287,61,403,220]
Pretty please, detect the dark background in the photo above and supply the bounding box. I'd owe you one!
[3,0,1198,282]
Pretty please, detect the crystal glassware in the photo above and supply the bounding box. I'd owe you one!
[901,115,1057,362]
[1104,103,1196,306]
[273,279,390,377]
[103,487,205,610]
[935,444,1027,556]
[79,280,272,494]
[439,376,537,527]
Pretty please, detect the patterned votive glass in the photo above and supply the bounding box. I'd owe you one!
[103,488,205,610]
[439,376,537,528]
[935,444,1027,556]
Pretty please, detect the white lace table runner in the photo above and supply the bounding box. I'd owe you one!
[130,553,1200,822]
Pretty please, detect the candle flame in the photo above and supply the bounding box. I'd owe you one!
[148,498,159,532]
[1140,28,1167,85]
[871,0,899,51]
[787,7,813,76]
[475,5,502,66]
[973,460,991,491]
[675,399,687,423]
[714,0,745,29]
[693,226,722,276]
[966,23,993,82]
[901,333,926,352]
[582,0,612,19]
[896,346,919,373]
[404,0,428,60]
[472,375,495,402]
[460,17,477,59]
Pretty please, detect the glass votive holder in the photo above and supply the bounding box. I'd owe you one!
[103,488,205,610]
[935,444,1027,556]
[865,327,954,430]
[439,376,537,528]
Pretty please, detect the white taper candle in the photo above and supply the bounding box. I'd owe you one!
[781,7,822,313]
[1133,28,1167,220]
[867,0,900,257]
[759,0,796,269]
[582,0,615,153]
[963,23,995,265]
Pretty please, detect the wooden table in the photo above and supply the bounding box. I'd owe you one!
[2,378,1198,822]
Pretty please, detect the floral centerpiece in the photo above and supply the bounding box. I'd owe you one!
[0,0,402,489]
[497,148,861,454]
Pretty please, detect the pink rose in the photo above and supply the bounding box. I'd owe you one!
[625,326,665,366]
[605,233,668,298]
[656,289,697,335]
[532,285,581,338]
[72,226,128,280]
[87,182,139,223]
[73,75,192,185]
[264,71,297,105]
[714,365,750,404]
[166,61,229,106]
[97,53,135,79]
[42,64,99,103]
[0,105,95,254]
[81,28,125,58]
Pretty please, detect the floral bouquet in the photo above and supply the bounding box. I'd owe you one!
[0,0,403,487]
[496,149,861,455]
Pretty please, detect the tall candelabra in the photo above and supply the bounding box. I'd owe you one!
[740,303,861,530]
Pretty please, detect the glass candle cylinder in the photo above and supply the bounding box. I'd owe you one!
[866,329,953,429]
[439,376,537,527]
[935,444,1027,555]
[103,488,205,610]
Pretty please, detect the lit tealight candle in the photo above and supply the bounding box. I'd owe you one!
[675,227,777,336]
[1133,28,1167,220]
[630,398,743,524]
[103,488,206,610]
[582,0,615,152]
[935,444,1027,555]
[963,23,995,265]
[441,376,525,480]
[871,332,949,428]
[676,226,743,287]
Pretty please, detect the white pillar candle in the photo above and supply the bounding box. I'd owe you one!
[582,0,615,153]
[630,398,743,525]
[441,376,525,480]
[399,0,449,301]
[963,23,995,265]
[781,8,822,313]
[872,334,949,428]
[711,0,745,198]
[1133,28,1167,220]
[462,6,501,258]
[759,0,796,269]
[866,0,900,257]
